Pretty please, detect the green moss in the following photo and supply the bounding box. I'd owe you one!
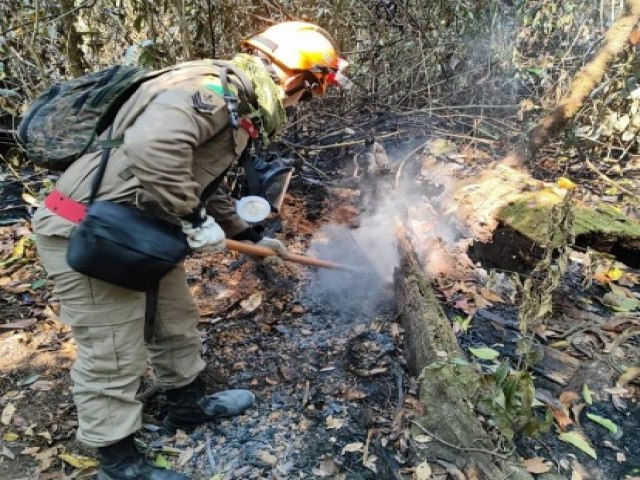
[499,196,640,246]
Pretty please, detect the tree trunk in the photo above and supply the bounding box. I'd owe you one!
[528,0,640,157]
[59,0,87,77]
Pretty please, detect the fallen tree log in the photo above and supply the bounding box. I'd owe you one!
[407,156,640,276]
[394,228,533,480]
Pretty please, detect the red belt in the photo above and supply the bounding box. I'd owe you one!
[44,190,87,224]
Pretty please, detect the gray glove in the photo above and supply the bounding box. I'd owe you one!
[181,216,226,253]
[253,237,287,266]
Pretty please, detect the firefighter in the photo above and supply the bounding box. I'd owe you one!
[33,21,350,480]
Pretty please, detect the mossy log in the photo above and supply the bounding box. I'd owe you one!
[499,196,640,267]
[413,157,640,273]
[394,230,533,480]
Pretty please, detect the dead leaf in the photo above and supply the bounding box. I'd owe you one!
[1,446,15,460]
[523,457,552,474]
[29,380,55,391]
[616,452,627,462]
[604,386,629,396]
[552,407,573,430]
[571,469,584,480]
[239,292,263,314]
[2,431,18,441]
[363,453,377,472]
[343,388,367,400]
[21,446,40,455]
[617,366,640,386]
[0,318,37,330]
[414,460,432,479]
[342,442,364,453]
[1,402,16,425]
[559,391,581,407]
[312,457,339,477]
[177,447,193,467]
[59,452,99,469]
[257,451,277,466]
[630,26,640,45]
[326,416,344,430]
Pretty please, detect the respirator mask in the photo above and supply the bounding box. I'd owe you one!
[235,154,294,223]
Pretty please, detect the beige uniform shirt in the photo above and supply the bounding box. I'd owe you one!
[33,64,252,238]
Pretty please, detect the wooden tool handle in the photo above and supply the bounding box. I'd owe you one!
[225,239,354,271]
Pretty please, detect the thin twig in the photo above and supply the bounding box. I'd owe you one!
[585,158,640,201]
[410,421,514,461]
[394,140,430,188]
[1,0,96,37]
[280,130,405,151]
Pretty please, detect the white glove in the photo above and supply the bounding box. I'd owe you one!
[257,237,287,257]
[181,216,226,253]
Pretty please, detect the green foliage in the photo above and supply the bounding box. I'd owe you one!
[478,362,552,442]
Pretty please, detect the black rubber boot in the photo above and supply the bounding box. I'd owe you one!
[97,435,190,480]
[165,375,255,429]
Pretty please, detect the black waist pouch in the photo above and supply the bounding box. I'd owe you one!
[67,201,190,292]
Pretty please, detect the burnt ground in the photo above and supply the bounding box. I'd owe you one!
[1,140,639,480]
[0,161,422,480]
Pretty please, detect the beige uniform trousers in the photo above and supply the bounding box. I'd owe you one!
[35,234,206,448]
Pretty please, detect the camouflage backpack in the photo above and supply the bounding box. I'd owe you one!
[17,61,258,171]
[16,65,171,170]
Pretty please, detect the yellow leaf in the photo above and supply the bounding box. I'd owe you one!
[58,452,99,469]
[2,432,19,442]
[606,267,624,281]
[557,177,577,190]
[618,366,640,387]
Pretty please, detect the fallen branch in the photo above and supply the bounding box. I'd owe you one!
[528,0,640,157]
[410,421,514,461]
[585,158,640,201]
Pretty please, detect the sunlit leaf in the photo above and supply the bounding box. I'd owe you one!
[154,454,171,469]
[2,432,18,441]
[59,452,99,469]
[559,431,597,459]
[586,413,618,434]
[557,177,577,190]
[1,403,15,425]
[606,267,623,281]
[415,460,433,479]
[469,346,500,360]
[21,193,39,207]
